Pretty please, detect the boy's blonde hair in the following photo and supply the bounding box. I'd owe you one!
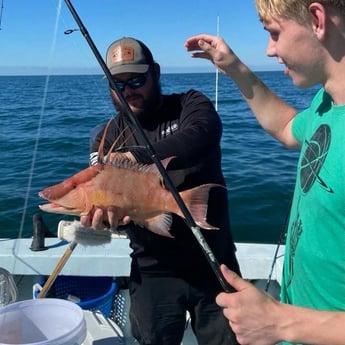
[255,0,345,24]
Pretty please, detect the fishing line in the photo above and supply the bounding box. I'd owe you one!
[0,0,4,30]
[15,0,63,253]
[64,0,234,293]
[215,15,220,111]
[264,198,290,292]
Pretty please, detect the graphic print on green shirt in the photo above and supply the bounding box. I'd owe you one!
[285,124,332,287]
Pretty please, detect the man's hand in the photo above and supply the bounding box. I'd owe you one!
[106,151,136,163]
[216,265,282,345]
[80,207,131,230]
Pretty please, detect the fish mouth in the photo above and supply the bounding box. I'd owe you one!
[38,203,81,216]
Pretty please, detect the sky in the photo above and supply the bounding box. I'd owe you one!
[0,0,283,75]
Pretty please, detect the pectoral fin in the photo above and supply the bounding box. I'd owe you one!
[138,213,174,238]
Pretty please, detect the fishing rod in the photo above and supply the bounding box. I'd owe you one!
[64,0,234,293]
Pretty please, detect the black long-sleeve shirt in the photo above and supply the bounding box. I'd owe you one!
[90,89,240,289]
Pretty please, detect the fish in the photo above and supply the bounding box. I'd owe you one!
[38,156,226,238]
[38,121,225,237]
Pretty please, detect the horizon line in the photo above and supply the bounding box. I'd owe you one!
[0,64,284,77]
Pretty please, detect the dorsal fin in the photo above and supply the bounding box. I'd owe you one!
[98,120,134,162]
[106,126,132,159]
[98,119,112,161]
[144,156,175,175]
[101,156,175,185]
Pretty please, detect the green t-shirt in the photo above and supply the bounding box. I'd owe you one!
[281,88,345,344]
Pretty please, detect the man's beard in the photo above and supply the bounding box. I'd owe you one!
[111,83,161,120]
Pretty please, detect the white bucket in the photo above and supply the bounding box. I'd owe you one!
[0,298,87,345]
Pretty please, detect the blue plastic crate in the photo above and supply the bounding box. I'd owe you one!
[34,276,117,318]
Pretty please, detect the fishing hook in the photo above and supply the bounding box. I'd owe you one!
[64,0,234,293]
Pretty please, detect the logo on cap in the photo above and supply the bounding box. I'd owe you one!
[111,45,134,64]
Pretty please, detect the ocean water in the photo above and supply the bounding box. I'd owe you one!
[0,72,318,243]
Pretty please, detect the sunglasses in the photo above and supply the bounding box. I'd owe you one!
[110,67,151,92]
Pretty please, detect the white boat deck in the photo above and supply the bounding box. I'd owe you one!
[0,237,284,283]
[0,237,284,345]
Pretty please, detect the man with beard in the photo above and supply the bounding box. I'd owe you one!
[81,37,241,345]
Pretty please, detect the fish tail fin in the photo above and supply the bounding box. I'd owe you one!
[180,184,225,230]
